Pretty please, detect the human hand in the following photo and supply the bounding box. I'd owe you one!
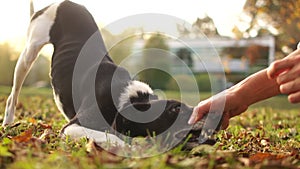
[267,47,300,103]
[188,90,248,129]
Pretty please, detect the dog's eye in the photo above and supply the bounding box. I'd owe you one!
[171,106,181,113]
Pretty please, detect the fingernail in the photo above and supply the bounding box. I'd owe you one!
[188,116,194,124]
[188,107,197,124]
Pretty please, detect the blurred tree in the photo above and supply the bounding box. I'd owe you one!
[232,25,244,39]
[176,22,191,38]
[192,16,219,37]
[139,33,171,89]
[245,45,269,66]
[0,43,18,85]
[24,55,50,86]
[101,28,137,65]
[0,43,51,86]
[220,47,247,59]
[237,0,300,56]
[176,48,193,67]
[144,33,169,50]
[177,16,220,37]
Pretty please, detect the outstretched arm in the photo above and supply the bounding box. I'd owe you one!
[189,47,300,129]
[189,68,280,129]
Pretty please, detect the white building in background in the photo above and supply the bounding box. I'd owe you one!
[123,36,275,75]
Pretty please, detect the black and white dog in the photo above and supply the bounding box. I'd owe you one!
[3,0,220,149]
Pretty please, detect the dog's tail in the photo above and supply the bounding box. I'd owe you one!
[30,0,34,17]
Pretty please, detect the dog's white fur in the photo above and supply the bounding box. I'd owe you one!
[3,1,125,146]
[53,91,67,120]
[118,80,153,111]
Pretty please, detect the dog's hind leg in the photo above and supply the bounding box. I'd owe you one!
[2,6,57,126]
[62,124,126,147]
[3,40,48,126]
[3,46,43,125]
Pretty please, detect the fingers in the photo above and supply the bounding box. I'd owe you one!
[267,48,300,104]
[268,49,300,79]
[277,69,299,84]
[279,77,300,94]
[188,109,198,125]
[279,76,300,104]
[288,90,300,103]
[189,103,207,124]
[189,103,230,130]
[267,59,293,79]
[276,59,300,84]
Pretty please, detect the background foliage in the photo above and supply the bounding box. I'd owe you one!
[235,0,300,57]
[139,33,171,89]
[0,43,50,86]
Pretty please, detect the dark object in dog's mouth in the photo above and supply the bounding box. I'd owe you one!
[175,113,223,150]
[175,128,218,150]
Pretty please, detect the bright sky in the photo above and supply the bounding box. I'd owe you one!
[0,0,246,44]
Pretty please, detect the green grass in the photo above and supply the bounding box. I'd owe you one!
[0,86,299,169]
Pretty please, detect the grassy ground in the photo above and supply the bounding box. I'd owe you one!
[0,86,299,169]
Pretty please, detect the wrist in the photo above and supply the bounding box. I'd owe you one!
[226,80,253,108]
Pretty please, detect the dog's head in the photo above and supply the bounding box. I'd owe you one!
[114,81,222,149]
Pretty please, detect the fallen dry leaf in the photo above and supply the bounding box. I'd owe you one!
[249,152,288,164]
[38,122,52,129]
[11,129,33,143]
[28,118,37,124]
